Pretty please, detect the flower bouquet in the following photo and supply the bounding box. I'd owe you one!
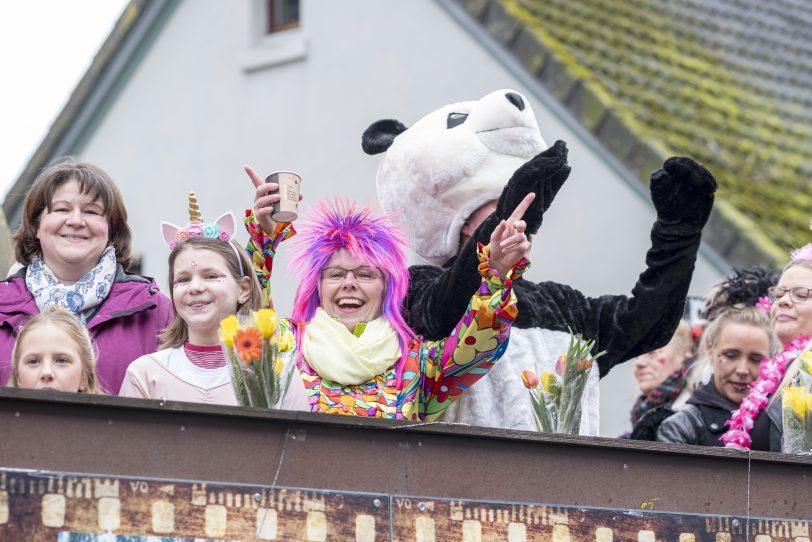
[522,331,606,434]
[219,309,293,408]
[781,353,812,454]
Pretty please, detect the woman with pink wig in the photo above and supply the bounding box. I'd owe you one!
[244,167,531,421]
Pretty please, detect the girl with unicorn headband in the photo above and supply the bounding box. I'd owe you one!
[119,192,306,407]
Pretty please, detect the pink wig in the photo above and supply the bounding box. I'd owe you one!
[289,199,415,373]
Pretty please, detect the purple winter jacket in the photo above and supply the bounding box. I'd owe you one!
[0,265,173,394]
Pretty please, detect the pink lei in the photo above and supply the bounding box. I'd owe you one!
[720,336,809,449]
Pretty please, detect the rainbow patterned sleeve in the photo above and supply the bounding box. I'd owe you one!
[243,210,296,304]
[416,243,529,421]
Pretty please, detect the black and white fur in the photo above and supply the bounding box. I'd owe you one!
[364,90,716,433]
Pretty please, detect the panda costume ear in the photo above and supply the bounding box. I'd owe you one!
[362,119,408,155]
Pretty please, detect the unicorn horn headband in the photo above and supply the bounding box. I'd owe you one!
[159,191,244,275]
[160,191,236,250]
[188,191,202,224]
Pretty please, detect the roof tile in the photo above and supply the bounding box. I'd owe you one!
[473,0,812,266]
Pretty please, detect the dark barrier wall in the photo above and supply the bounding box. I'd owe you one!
[0,388,810,540]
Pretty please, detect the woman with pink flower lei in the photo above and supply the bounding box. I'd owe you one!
[656,306,778,446]
[721,246,812,451]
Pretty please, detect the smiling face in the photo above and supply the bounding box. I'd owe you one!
[633,346,684,394]
[35,179,109,283]
[318,249,385,332]
[15,323,86,392]
[710,322,771,405]
[770,264,812,344]
[171,247,250,345]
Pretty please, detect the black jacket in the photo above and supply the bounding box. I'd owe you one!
[656,383,737,447]
[750,399,783,452]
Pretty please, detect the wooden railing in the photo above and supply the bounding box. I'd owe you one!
[0,388,809,540]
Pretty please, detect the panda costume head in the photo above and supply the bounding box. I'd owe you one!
[363,89,546,265]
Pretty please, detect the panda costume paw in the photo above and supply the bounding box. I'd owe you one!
[495,139,571,236]
[650,156,717,230]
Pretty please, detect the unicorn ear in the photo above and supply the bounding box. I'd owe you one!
[214,212,236,239]
[161,221,181,248]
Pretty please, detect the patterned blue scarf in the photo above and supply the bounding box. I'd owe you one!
[25,246,117,324]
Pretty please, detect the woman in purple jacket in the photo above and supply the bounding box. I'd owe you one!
[0,158,173,393]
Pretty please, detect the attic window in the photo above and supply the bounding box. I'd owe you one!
[266,0,300,33]
[241,0,307,73]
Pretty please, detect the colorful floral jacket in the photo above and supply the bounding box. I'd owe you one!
[245,212,527,421]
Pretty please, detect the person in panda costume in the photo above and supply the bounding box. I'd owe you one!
[362,89,717,435]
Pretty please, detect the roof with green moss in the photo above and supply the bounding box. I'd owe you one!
[455,0,812,267]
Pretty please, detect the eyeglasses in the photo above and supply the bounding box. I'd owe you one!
[767,286,812,303]
[320,266,381,283]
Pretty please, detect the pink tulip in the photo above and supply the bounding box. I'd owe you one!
[555,355,567,376]
[521,370,538,390]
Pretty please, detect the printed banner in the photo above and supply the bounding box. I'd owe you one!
[390,497,810,541]
[0,469,808,541]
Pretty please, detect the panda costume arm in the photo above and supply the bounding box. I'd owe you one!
[406,156,716,378]
[405,140,570,338]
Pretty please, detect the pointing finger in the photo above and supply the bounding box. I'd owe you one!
[244,165,265,189]
[508,193,536,222]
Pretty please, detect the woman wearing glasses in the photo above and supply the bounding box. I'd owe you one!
[745,255,812,450]
[244,167,531,420]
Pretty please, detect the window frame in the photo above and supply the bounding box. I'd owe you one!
[266,0,300,34]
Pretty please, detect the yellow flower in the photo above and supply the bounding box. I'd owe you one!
[453,319,498,365]
[540,371,558,394]
[783,386,808,419]
[253,309,279,339]
[275,357,284,376]
[801,353,812,376]
[278,330,295,352]
[219,315,239,348]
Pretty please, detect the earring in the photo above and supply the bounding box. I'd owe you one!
[701,362,713,386]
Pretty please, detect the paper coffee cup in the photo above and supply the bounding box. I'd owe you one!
[265,171,301,222]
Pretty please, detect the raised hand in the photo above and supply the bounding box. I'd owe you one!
[649,157,717,229]
[244,165,304,233]
[495,140,571,236]
[489,193,534,279]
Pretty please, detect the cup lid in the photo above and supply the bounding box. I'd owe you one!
[265,170,301,179]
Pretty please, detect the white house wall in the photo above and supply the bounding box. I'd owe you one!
[79,0,724,437]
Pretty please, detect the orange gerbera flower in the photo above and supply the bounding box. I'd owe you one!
[234,327,263,362]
